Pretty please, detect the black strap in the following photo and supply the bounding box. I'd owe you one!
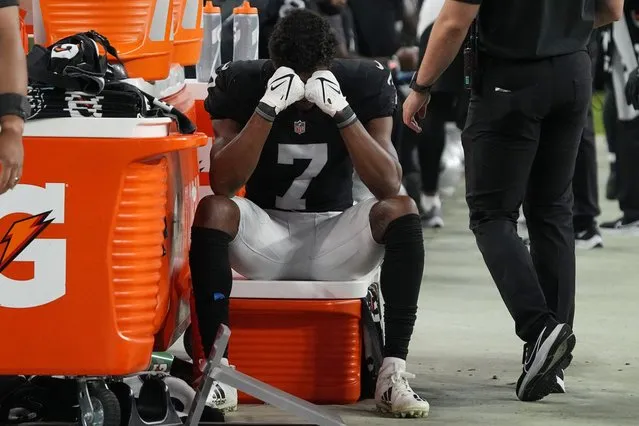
[84,30,124,66]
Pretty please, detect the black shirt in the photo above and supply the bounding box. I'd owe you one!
[205,59,397,212]
[0,0,18,7]
[456,0,595,60]
[348,0,402,57]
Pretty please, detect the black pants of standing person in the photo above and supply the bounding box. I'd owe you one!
[603,87,619,200]
[572,106,601,232]
[400,92,456,195]
[613,117,639,221]
[400,25,467,201]
[462,51,591,343]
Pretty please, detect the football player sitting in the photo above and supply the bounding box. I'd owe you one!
[189,9,429,418]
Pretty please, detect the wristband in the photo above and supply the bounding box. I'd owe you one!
[0,93,30,121]
[409,73,433,95]
[335,105,357,129]
[255,101,276,122]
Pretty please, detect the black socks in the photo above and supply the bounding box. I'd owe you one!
[189,227,233,359]
[380,214,425,360]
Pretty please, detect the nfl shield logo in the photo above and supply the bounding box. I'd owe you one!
[293,120,306,135]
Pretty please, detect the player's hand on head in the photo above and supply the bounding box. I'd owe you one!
[257,66,305,121]
[304,70,349,117]
[305,70,356,128]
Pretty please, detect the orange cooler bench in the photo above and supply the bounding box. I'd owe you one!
[229,273,380,404]
[0,117,206,376]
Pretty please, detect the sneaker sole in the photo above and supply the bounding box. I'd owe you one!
[376,402,429,418]
[517,326,576,402]
[210,404,237,413]
[550,375,566,394]
[575,235,604,250]
[422,216,444,228]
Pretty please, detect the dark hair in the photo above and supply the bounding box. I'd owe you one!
[268,8,337,74]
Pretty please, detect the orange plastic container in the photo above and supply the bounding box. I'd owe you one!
[172,0,204,66]
[194,97,213,191]
[19,9,28,53]
[186,81,246,198]
[35,0,175,81]
[0,119,206,376]
[152,133,202,351]
[229,299,362,404]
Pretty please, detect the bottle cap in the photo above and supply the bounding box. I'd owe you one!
[233,1,258,15]
[203,1,221,13]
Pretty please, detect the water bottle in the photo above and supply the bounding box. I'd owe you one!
[233,1,259,61]
[196,1,222,82]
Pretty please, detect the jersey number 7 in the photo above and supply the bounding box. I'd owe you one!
[275,143,328,210]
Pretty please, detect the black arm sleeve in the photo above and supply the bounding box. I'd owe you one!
[0,0,19,7]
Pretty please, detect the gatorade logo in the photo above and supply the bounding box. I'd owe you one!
[51,43,80,60]
[0,183,66,308]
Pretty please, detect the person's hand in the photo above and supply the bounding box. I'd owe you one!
[305,70,356,127]
[256,66,305,121]
[402,90,431,133]
[625,67,639,110]
[305,70,357,127]
[0,119,24,194]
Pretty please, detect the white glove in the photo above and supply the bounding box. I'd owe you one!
[305,70,356,128]
[256,66,305,121]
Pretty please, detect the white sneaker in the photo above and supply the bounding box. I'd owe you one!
[375,357,429,418]
[196,358,238,413]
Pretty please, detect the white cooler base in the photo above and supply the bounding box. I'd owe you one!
[230,269,380,300]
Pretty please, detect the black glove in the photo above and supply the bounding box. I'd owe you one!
[625,67,639,110]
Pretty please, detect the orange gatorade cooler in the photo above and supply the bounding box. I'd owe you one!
[229,276,374,404]
[172,0,204,66]
[32,0,175,81]
[0,117,206,376]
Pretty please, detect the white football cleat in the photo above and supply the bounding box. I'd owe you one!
[375,357,429,418]
[202,358,238,413]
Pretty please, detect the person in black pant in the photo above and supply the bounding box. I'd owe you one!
[573,106,604,249]
[603,85,619,201]
[402,16,468,228]
[402,0,623,402]
[600,2,639,233]
[572,30,603,250]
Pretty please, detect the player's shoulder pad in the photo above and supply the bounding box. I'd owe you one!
[206,59,275,122]
[210,59,272,95]
[331,58,397,122]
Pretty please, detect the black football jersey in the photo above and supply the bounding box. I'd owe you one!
[205,58,397,212]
